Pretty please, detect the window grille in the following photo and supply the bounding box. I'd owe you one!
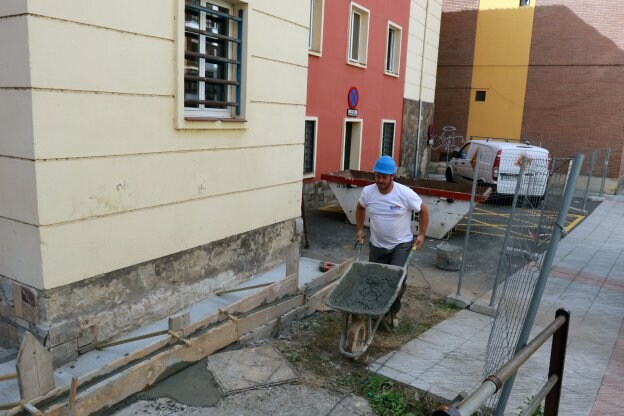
[184,1,243,117]
[382,122,394,156]
[304,120,316,174]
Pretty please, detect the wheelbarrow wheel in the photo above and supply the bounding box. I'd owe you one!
[345,317,368,354]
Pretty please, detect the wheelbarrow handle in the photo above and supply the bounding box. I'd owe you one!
[403,244,418,269]
[354,241,363,261]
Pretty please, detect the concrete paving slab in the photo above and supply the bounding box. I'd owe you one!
[408,328,468,354]
[206,345,298,394]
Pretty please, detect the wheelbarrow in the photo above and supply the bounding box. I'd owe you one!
[325,244,415,359]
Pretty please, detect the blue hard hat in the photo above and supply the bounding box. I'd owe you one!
[373,156,396,174]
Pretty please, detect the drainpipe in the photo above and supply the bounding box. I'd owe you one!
[414,0,430,178]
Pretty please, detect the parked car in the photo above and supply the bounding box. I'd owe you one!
[446,140,551,200]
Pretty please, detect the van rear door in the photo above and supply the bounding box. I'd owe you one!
[496,145,550,197]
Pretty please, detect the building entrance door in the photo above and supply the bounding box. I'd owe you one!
[343,120,362,170]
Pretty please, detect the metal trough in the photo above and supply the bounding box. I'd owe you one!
[320,170,491,239]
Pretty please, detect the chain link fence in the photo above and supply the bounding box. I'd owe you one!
[453,146,611,302]
[444,148,607,414]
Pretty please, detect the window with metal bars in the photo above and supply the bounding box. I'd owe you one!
[184,0,243,118]
[304,120,316,175]
[381,122,395,157]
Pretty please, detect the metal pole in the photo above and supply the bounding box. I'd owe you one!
[544,309,571,416]
[434,312,568,416]
[413,0,430,178]
[489,159,528,307]
[457,152,480,296]
[599,147,610,197]
[532,157,555,253]
[582,150,596,212]
[494,154,584,415]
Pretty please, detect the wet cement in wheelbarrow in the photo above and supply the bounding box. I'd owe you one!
[328,263,404,316]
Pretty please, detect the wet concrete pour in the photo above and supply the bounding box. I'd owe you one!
[138,360,222,407]
[109,346,373,416]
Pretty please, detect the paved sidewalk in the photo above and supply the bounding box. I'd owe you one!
[371,195,624,415]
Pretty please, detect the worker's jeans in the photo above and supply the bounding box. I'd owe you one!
[368,241,412,315]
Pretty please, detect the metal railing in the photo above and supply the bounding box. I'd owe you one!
[432,308,570,416]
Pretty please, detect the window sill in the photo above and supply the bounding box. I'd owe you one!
[347,60,367,69]
[384,71,400,78]
[185,117,247,122]
[177,117,248,130]
[303,172,316,179]
[308,50,322,57]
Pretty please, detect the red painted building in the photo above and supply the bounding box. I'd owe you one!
[303,0,411,207]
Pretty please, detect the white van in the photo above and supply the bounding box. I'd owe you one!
[446,140,551,199]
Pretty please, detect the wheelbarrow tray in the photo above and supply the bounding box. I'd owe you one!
[325,261,407,317]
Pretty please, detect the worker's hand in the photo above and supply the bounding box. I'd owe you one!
[356,229,365,244]
[413,234,425,250]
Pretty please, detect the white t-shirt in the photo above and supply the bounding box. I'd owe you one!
[358,182,423,249]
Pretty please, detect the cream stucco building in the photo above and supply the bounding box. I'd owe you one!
[0,0,307,364]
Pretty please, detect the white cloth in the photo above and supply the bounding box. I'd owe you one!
[358,182,423,249]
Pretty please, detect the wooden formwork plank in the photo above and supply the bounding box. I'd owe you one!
[4,273,301,416]
[183,272,299,337]
[43,321,238,416]
[301,259,352,295]
[240,281,339,345]
[286,243,300,279]
[237,295,305,335]
[3,269,336,415]
[4,336,179,416]
[16,332,55,401]
[307,280,339,312]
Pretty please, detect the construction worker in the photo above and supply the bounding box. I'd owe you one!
[355,155,429,328]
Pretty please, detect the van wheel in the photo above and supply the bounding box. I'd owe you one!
[445,168,454,183]
[527,196,544,208]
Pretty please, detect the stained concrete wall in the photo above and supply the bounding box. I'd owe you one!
[0,0,308,361]
[404,0,442,104]
[401,0,441,177]
[400,100,434,177]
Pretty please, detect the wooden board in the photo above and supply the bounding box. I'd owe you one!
[237,295,305,335]
[16,332,55,401]
[5,273,301,416]
[183,272,299,337]
[43,321,238,416]
[301,259,352,295]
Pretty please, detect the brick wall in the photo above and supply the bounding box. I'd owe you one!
[522,3,624,180]
[433,2,478,160]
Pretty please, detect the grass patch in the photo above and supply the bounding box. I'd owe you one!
[274,286,458,415]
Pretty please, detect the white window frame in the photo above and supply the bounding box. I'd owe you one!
[341,119,363,170]
[380,120,396,158]
[304,117,318,178]
[177,0,247,128]
[384,21,402,76]
[347,2,369,67]
[308,0,324,55]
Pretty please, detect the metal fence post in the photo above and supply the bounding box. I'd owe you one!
[456,152,480,297]
[494,154,584,416]
[599,147,610,197]
[582,150,596,212]
[489,159,528,307]
[544,308,571,416]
